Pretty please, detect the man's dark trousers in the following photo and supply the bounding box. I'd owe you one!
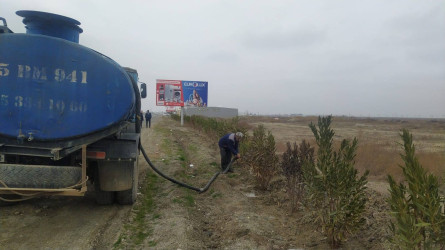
[220,147,232,172]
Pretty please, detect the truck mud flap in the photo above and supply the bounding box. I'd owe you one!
[97,160,135,191]
[0,164,81,189]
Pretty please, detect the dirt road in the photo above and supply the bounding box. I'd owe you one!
[0,195,128,249]
[1,116,391,249]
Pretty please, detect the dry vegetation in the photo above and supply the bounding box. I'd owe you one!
[177,114,444,248]
[241,115,445,183]
[129,115,444,249]
[237,115,445,248]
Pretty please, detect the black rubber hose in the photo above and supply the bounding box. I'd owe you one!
[200,158,237,193]
[140,146,236,193]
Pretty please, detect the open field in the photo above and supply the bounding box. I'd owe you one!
[243,116,445,182]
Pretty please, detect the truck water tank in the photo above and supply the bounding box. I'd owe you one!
[0,11,136,141]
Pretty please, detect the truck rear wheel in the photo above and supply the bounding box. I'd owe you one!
[116,158,138,205]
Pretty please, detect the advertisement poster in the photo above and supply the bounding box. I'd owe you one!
[156,80,183,106]
[156,79,208,107]
[182,81,208,107]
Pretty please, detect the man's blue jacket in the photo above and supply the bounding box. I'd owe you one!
[218,133,239,155]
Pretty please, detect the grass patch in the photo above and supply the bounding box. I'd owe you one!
[172,198,183,204]
[113,236,122,248]
[172,193,196,207]
[161,138,173,155]
[184,193,195,207]
[134,231,150,245]
[178,154,186,162]
[160,158,170,165]
[211,192,223,199]
[148,240,157,247]
[156,127,175,159]
[158,128,189,167]
[113,172,159,249]
[174,170,189,180]
[208,188,222,198]
[188,144,198,154]
[176,147,188,168]
[208,188,215,195]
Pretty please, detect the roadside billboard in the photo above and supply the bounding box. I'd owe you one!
[156,79,208,107]
[182,81,208,107]
[156,80,183,106]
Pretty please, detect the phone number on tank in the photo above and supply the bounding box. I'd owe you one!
[0,95,87,113]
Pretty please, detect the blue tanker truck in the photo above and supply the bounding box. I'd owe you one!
[0,10,147,205]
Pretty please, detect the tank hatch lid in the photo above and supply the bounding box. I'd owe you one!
[16,10,83,43]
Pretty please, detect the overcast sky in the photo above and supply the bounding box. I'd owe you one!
[2,0,444,117]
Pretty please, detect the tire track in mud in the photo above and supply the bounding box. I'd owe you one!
[88,205,130,249]
[0,195,130,249]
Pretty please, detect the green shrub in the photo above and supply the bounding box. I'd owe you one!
[177,115,247,140]
[387,129,445,249]
[303,116,369,248]
[280,140,314,212]
[243,125,278,190]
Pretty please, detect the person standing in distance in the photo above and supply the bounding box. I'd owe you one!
[145,110,152,128]
[218,132,243,173]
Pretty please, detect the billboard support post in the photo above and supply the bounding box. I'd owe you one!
[181,106,184,126]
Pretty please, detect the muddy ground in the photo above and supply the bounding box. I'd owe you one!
[1,115,443,249]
